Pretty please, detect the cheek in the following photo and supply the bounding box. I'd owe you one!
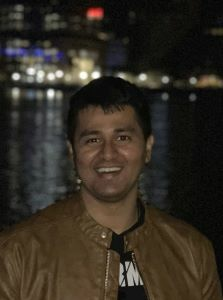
[74,149,97,169]
[122,147,146,165]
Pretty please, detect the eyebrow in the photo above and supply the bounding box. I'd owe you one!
[78,127,136,139]
[115,127,136,133]
[79,130,100,139]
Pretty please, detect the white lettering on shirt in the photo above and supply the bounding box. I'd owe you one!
[119,261,143,287]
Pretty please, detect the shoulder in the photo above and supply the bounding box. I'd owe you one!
[144,205,218,279]
[0,193,82,249]
[147,205,204,236]
[145,205,213,253]
[143,206,222,298]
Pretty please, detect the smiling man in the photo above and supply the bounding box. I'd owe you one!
[0,77,222,300]
[72,104,153,235]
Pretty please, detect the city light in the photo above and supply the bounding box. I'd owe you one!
[116,72,127,80]
[55,90,63,100]
[79,71,88,80]
[26,67,36,76]
[47,89,55,99]
[64,74,72,83]
[11,87,21,99]
[161,92,169,101]
[91,70,101,79]
[55,70,64,78]
[86,7,104,21]
[36,77,44,83]
[47,73,56,81]
[27,76,35,83]
[36,70,45,79]
[138,73,148,81]
[161,76,170,84]
[36,90,44,101]
[11,72,21,81]
[189,77,197,85]
[189,93,197,102]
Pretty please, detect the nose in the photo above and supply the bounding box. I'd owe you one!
[101,140,117,161]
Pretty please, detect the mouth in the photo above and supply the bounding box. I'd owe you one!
[96,167,122,174]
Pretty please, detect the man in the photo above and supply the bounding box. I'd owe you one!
[0,77,222,300]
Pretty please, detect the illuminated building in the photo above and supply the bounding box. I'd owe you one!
[1,1,219,86]
[0,1,118,86]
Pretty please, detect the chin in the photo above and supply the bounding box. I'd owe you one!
[92,187,135,203]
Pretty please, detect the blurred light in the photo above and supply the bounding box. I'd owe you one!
[43,40,51,48]
[129,11,136,19]
[97,32,109,41]
[189,93,197,102]
[47,89,55,99]
[55,52,64,61]
[91,70,101,79]
[11,87,21,99]
[27,76,35,83]
[11,72,21,81]
[16,48,27,56]
[116,72,126,79]
[68,49,76,57]
[26,67,36,76]
[161,76,170,84]
[36,76,44,83]
[79,49,88,57]
[15,4,24,12]
[47,73,56,81]
[208,28,223,36]
[5,47,16,57]
[37,70,45,78]
[13,12,23,20]
[55,90,63,100]
[189,77,197,85]
[36,90,44,100]
[138,73,147,81]
[64,74,72,83]
[55,70,64,78]
[34,48,44,57]
[161,92,169,101]
[10,111,20,127]
[86,7,104,20]
[79,71,88,80]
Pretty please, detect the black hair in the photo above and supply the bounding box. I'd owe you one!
[67,76,152,145]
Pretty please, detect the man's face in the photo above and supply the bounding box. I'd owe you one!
[73,105,153,203]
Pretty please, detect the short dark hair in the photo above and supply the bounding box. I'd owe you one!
[67,76,152,146]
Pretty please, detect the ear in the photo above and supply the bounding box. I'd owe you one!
[66,140,74,161]
[145,135,154,164]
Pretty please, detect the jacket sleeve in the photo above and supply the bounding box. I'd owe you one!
[197,236,223,299]
[0,236,21,300]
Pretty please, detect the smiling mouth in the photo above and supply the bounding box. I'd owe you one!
[96,167,122,174]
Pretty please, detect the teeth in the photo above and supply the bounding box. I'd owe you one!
[97,167,121,173]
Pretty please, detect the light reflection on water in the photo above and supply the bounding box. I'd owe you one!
[2,87,74,223]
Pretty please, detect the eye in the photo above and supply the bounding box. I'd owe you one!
[86,137,100,144]
[117,135,131,142]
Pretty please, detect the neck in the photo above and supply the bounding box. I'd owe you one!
[80,190,138,234]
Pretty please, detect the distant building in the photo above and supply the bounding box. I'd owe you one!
[0,1,121,85]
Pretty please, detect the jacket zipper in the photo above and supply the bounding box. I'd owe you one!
[132,252,151,300]
[104,250,110,300]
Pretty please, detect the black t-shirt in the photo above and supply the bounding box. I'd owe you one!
[110,202,148,300]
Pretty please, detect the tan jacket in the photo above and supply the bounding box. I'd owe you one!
[0,193,222,300]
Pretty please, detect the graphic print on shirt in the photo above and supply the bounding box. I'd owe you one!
[119,260,143,287]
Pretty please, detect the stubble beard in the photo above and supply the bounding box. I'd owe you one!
[80,179,139,204]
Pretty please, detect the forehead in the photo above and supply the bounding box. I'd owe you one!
[75,105,141,133]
